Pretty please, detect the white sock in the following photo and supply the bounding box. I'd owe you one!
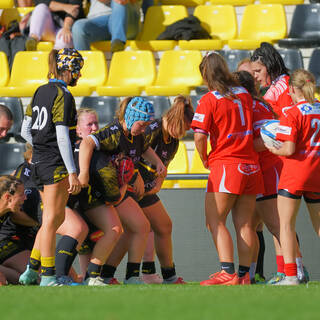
[249,262,257,280]
[296,257,303,279]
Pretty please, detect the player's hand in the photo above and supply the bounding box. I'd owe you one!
[68,173,81,195]
[78,172,89,188]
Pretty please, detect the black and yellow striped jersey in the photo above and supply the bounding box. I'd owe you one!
[25,80,77,163]
[138,119,179,192]
[91,120,150,165]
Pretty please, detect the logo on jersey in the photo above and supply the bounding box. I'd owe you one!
[110,125,118,131]
[227,130,252,139]
[24,167,31,177]
[149,122,159,130]
[24,188,32,195]
[300,104,312,113]
[193,113,205,123]
[129,150,136,156]
[277,125,292,136]
[162,151,168,158]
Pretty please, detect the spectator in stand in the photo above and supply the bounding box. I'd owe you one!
[0,105,13,140]
[25,0,85,51]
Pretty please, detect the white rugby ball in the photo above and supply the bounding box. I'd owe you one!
[260,120,283,148]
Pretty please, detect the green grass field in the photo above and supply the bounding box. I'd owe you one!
[1,282,320,320]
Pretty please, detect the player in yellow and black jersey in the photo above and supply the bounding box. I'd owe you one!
[134,95,194,284]
[78,97,167,284]
[21,48,83,286]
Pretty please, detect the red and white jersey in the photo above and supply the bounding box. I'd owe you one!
[264,74,293,117]
[252,99,282,171]
[191,87,258,166]
[276,100,320,192]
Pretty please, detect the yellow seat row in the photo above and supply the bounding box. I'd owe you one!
[163,141,210,189]
[92,4,287,51]
[159,0,304,5]
[0,50,202,97]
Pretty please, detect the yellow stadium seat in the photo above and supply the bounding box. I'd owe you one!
[90,41,131,51]
[259,0,303,4]
[210,0,254,5]
[0,52,9,87]
[37,42,54,51]
[0,0,14,9]
[96,50,156,96]
[228,4,287,50]
[179,5,236,50]
[0,7,33,27]
[68,51,107,96]
[162,141,189,189]
[0,51,49,97]
[145,50,203,96]
[129,5,188,51]
[316,92,320,102]
[161,0,205,6]
[178,142,210,188]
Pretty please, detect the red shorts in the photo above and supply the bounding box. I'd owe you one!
[256,159,283,200]
[207,161,264,195]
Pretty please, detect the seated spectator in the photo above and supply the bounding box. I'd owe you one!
[72,0,148,53]
[0,105,13,140]
[25,0,85,51]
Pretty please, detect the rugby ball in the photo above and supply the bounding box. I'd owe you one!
[260,120,283,148]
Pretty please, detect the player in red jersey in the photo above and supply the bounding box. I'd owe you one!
[192,52,264,286]
[251,42,292,117]
[267,69,320,285]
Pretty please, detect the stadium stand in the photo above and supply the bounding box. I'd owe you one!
[96,50,156,96]
[219,49,251,72]
[228,4,287,50]
[145,50,203,96]
[278,48,304,71]
[0,51,49,97]
[308,48,320,87]
[68,51,107,96]
[162,141,189,188]
[0,142,25,175]
[178,5,237,51]
[0,52,9,87]
[0,7,33,27]
[259,0,304,4]
[129,5,188,51]
[145,96,171,119]
[209,0,254,5]
[0,97,24,142]
[0,1,16,10]
[80,96,119,127]
[178,145,210,189]
[278,3,320,48]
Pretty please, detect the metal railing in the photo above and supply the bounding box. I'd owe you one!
[165,174,209,180]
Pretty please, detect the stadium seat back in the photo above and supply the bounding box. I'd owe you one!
[0,97,24,142]
[239,4,286,41]
[259,0,303,4]
[288,4,320,39]
[139,5,188,41]
[194,5,237,41]
[308,48,320,87]
[9,51,49,87]
[209,0,254,5]
[80,96,119,128]
[0,7,33,27]
[278,48,304,71]
[0,52,9,87]
[107,51,156,87]
[155,50,203,87]
[145,96,171,119]
[0,143,25,175]
[219,49,251,72]
[161,0,205,6]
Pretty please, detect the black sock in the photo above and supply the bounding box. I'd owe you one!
[220,262,235,274]
[87,262,102,278]
[29,257,41,271]
[125,262,140,280]
[238,265,250,278]
[161,265,176,280]
[256,231,265,277]
[142,261,156,274]
[101,264,117,278]
[55,235,78,277]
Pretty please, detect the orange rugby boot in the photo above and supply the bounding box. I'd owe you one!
[200,270,239,286]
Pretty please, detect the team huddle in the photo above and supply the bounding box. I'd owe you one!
[0,42,319,286]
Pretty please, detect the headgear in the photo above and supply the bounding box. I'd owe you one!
[124,97,155,131]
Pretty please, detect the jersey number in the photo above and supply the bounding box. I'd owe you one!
[235,100,245,126]
[310,118,320,147]
[32,106,48,130]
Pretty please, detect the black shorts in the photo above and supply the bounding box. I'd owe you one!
[138,194,160,208]
[278,189,320,203]
[31,161,68,188]
[0,238,26,264]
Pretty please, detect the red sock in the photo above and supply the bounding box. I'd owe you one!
[276,255,285,274]
[284,263,297,277]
